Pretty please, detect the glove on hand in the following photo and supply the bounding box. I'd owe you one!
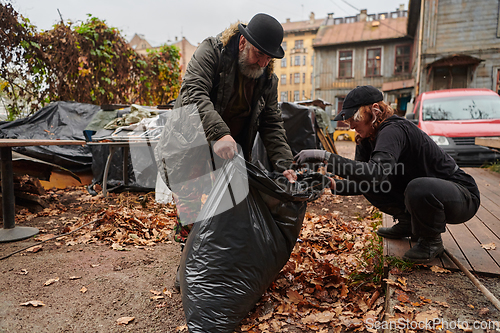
[300,172,333,191]
[293,149,330,167]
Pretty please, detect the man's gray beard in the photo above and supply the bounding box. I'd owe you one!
[238,45,265,79]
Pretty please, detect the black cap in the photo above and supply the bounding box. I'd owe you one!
[334,85,384,121]
[238,13,285,59]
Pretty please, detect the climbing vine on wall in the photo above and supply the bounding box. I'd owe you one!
[0,3,181,120]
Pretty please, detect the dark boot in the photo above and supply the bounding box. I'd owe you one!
[377,217,413,239]
[403,235,444,264]
[173,266,180,292]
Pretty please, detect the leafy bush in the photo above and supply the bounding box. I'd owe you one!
[0,3,181,119]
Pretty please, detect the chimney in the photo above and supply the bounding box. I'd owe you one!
[399,4,405,11]
[360,9,367,22]
[309,12,315,24]
[325,13,334,25]
[175,36,178,41]
[286,18,291,23]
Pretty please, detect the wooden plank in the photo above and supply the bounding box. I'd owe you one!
[442,226,472,271]
[447,222,499,274]
[475,205,500,239]
[475,137,500,149]
[0,139,86,147]
[463,216,500,273]
[382,213,411,258]
[478,195,500,222]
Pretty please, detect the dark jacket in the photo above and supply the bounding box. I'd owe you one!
[174,23,293,172]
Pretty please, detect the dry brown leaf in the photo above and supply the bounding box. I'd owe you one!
[430,266,451,273]
[80,286,88,293]
[35,234,56,242]
[176,324,188,331]
[163,289,173,298]
[340,283,348,298]
[44,277,59,286]
[286,289,304,304]
[150,295,164,300]
[397,277,407,286]
[414,309,441,324]
[419,296,432,303]
[468,304,475,309]
[481,242,496,250]
[258,322,269,330]
[478,307,490,316]
[150,290,162,296]
[397,292,410,303]
[20,300,45,307]
[435,300,450,307]
[26,245,42,253]
[116,316,135,325]
[315,310,336,323]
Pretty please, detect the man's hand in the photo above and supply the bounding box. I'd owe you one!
[293,149,328,167]
[282,169,297,183]
[213,135,238,159]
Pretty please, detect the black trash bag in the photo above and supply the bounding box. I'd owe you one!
[179,155,328,333]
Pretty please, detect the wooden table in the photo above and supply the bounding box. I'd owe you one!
[87,141,158,197]
[0,139,86,243]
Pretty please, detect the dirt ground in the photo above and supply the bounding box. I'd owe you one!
[1,141,499,333]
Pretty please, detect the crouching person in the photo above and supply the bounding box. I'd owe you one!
[294,85,480,263]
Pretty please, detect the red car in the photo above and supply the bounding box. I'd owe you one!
[406,88,500,166]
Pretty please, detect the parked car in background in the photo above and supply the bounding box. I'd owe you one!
[406,88,500,166]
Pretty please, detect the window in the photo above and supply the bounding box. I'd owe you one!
[294,56,301,66]
[280,91,288,102]
[302,90,305,99]
[303,56,306,66]
[496,69,500,95]
[294,40,303,49]
[294,73,300,84]
[366,48,381,76]
[281,58,287,68]
[302,73,305,83]
[280,74,286,85]
[290,74,293,83]
[282,41,287,51]
[294,90,300,101]
[395,45,411,74]
[291,57,293,66]
[339,50,353,78]
[311,55,314,66]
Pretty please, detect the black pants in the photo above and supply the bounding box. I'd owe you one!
[364,177,480,237]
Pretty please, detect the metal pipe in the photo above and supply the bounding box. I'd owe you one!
[444,248,500,312]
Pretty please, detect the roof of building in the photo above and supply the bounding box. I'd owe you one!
[313,16,408,47]
[282,17,325,33]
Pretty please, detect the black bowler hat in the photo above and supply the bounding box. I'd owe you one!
[238,13,285,59]
[334,85,384,121]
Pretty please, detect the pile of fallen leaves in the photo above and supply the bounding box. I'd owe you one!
[63,192,178,249]
[238,190,385,333]
[16,188,178,249]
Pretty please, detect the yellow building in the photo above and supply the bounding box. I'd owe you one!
[276,13,325,102]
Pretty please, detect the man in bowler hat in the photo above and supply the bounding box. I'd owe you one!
[169,13,297,289]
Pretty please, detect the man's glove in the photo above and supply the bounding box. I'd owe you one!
[293,149,331,167]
